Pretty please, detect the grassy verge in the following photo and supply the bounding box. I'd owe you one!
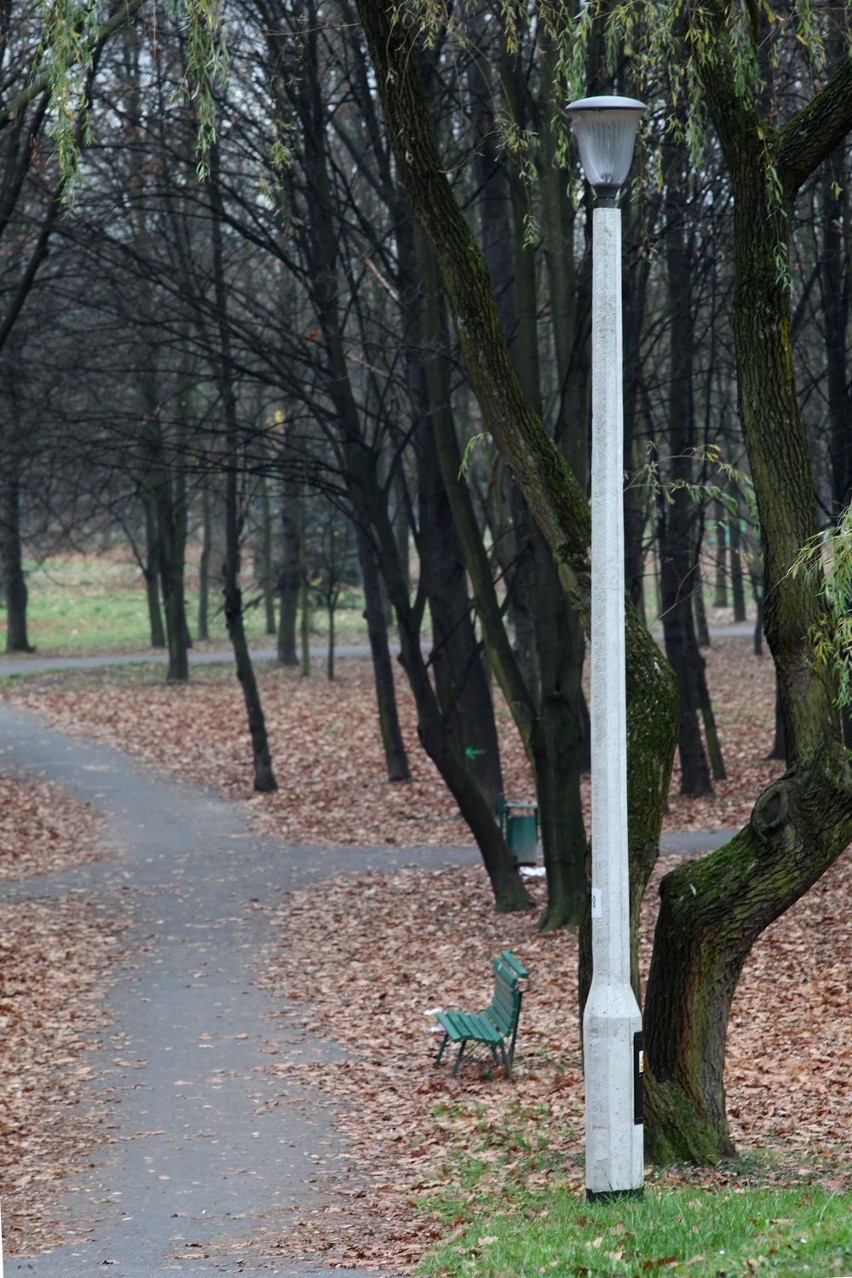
[415,1099,851,1278]
[419,1166,852,1277]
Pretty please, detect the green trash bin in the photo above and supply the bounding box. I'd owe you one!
[498,793,539,865]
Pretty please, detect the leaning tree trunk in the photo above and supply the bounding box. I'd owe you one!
[411,224,587,924]
[414,326,504,814]
[643,29,852,1164]
[208,143,277,794]
[355,0,678,959]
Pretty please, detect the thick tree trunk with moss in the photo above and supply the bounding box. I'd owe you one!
[642,22,852,1163]
[356,0,677,959]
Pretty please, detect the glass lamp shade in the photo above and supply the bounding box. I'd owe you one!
[565,96,647,202]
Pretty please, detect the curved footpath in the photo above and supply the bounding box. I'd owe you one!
[0,676,739,1276]
[0,700,479,1277]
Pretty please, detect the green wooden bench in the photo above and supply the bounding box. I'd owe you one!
[433,951,528,1079]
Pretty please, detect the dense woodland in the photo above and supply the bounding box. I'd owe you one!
[1,0,850,1165]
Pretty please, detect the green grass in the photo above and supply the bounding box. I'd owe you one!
[418,1175,852,1277]
[415,1101,851,1278]
[2,555,367,657]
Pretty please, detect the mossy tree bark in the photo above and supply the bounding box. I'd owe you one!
[643,13,852,1163]
[355,0,678,966]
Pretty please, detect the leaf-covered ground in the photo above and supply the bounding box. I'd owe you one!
[247,851,850,1271]
[0,778,116,1254]
[0,634,849,1270]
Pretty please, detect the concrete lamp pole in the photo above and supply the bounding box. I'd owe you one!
[565,93,647,1202]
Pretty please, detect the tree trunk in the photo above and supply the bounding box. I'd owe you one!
[530,521,587,929]
[659,130,714,797]
[1,455,33,654]
[1,381,34,653]
[208,143,277,793]
[285,7,528,906]
[411,281,504,813]
[412,219,586,924]
[713,505,728,607]
[260,476,276,637]
[621,197,655,622]
[143,492,166,649]
[222,542,278,792]
[418,421,504,812]
[356,524,410,782]
[149,359,191,683]
[693,565,710,649]
[643,20,852,1163]
[299,488,310,678]
[197,480,212,642]
[730,510,747,623]
[326,595,335,682]
[822,133,852,746]
[276,474,300,665]
[660,499,713,796]
[767,680,787,762]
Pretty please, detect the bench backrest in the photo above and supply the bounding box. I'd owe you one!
[487,951,528,1036]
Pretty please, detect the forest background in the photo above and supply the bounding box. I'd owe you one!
[1,0,851,1187]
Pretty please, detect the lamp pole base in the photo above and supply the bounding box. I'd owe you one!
[586,1186,644,1204]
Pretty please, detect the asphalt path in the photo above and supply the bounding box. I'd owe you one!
[0,700,480,1276]
[0,621,757,680]
[0,645,364,679]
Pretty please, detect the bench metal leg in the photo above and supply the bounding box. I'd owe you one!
[434,1033,449,1067]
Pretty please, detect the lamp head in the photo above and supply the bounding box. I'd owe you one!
[565,95,647,205]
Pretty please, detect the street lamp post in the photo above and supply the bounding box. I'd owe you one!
[565,94,647,1201]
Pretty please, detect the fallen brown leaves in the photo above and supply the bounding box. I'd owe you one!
[0,635,849,1272]
[0,773,110,880]
[0,780,115,1255]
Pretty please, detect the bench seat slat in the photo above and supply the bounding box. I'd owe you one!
[437,1010,502,1044]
